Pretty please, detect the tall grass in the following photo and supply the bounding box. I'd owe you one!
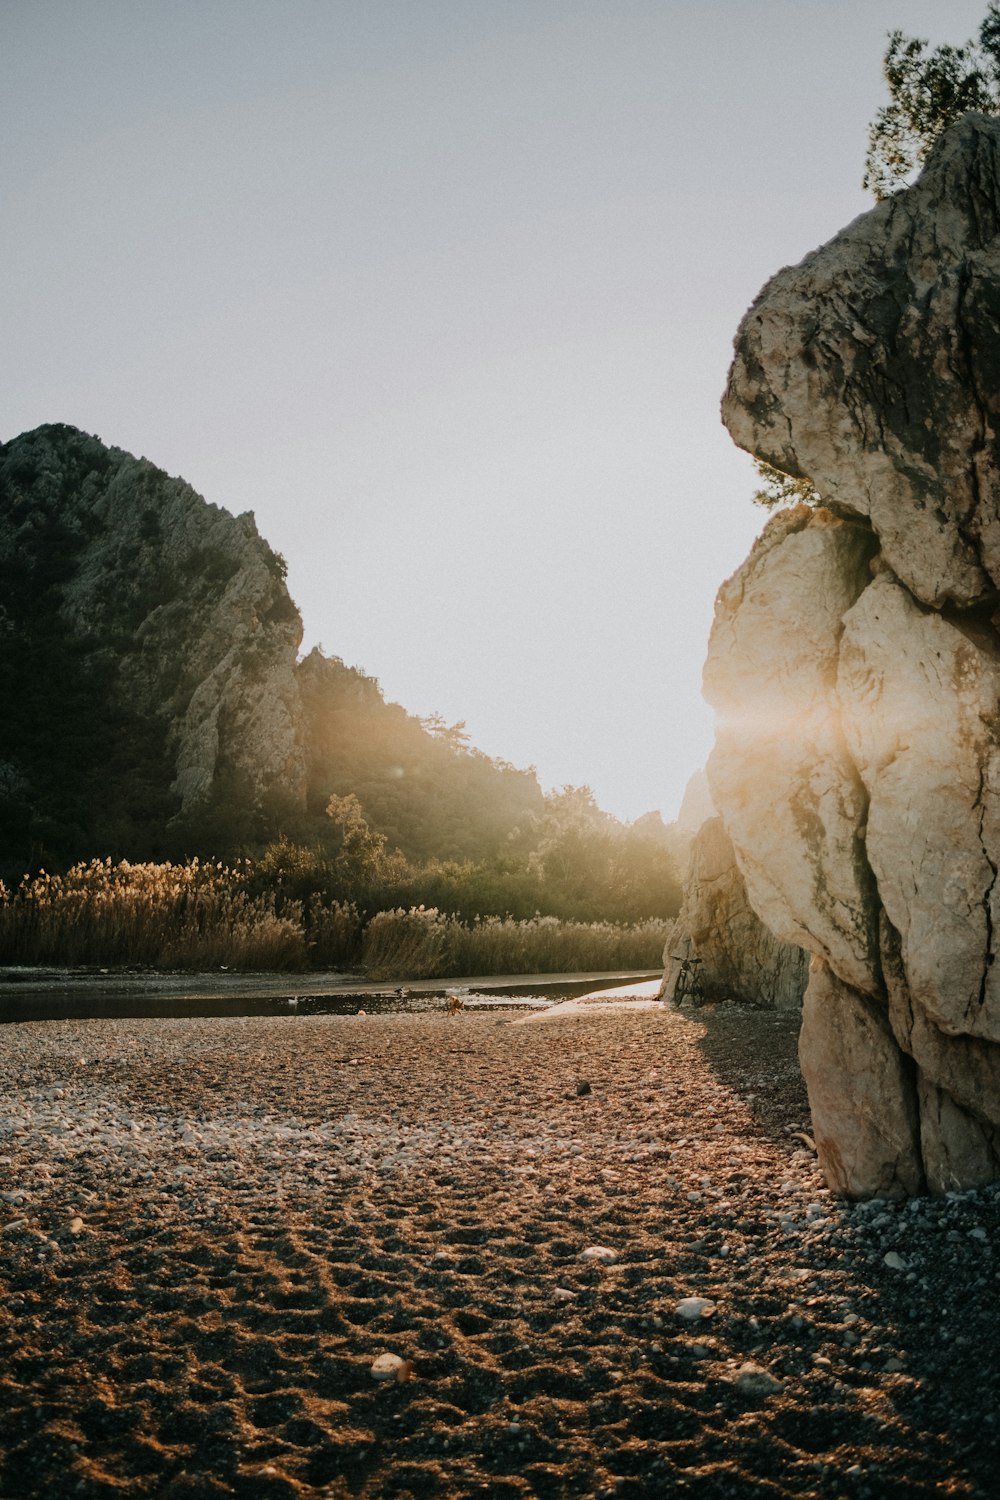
[0,859,308,970]
[0,860,667,977]
[361,906,667,981]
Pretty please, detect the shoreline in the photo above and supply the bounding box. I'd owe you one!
[2,1005,998,1496]
[0,970,663,1028]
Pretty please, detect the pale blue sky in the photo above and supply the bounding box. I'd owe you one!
[1,1,987,820]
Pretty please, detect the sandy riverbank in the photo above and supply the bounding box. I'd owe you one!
[1,1003,998,1497]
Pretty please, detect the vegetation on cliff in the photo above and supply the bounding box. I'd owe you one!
[0,424,681,955]
[865,2,1000,199]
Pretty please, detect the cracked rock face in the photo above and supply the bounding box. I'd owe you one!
[711,116,1000,1197]
[703,506,878,996]
[0,424,307,823]
[661,817,808,1011]
[724,113,1000,611]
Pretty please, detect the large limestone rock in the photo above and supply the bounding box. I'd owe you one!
[724,113,1000,610]
[657,769,716,879]
[0,424,307,828]
[799,959,923,1199]
[662,816,808,1010]
[710,115,1000,1196]
[703,506,878,995]
[839,575,1000,1043]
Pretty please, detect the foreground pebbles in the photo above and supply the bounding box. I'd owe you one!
[1,1005,999,1497]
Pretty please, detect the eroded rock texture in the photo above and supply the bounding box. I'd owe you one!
[0,424,306,838]
[712,115,1000,1196]
[724,113,1000,610]
[661,817,808,1010]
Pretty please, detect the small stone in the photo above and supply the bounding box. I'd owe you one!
[68,1216,84,1236]
[579,1245,618,1264]
[575,1080,592,1097]
[883,1251,906,1270]
[371,1352,408,1381]
[430,1251,453,1267]
[552,1287,577,1302]
[735,1361,783,1397]
[676,1296,716,1321]
[884,1356,905,1372]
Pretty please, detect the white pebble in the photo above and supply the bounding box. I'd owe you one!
[370,1352,407,1381]
[735,1362,783,1396]
[579,1245,617,1264]
[676,1296,716,1321]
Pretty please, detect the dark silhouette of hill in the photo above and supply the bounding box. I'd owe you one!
[0,424,680,922]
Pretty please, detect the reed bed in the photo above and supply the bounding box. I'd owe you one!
[0,861,667,977]
[360,906,668,981]
[0,859,308,971]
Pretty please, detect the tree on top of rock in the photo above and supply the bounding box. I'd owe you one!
[751,5,1000,514]
[865,3,1000,199]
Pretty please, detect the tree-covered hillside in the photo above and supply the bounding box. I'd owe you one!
[298,649,544,865]
[0,424,681,924]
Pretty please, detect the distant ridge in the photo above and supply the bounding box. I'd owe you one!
[0,424,544,868]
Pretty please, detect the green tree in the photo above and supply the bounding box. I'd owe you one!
[418,713,472,752]
[864,4,1000,199]
[750,460,820,512]
[325,792,406,887]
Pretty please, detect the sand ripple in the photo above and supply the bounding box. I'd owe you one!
[1,1007,998,1497]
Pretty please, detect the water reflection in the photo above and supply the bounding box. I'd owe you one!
[0,978,622,1025]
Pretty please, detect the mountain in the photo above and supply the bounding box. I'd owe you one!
[0,424,549,873]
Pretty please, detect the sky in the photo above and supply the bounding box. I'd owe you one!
[1,0,988,823]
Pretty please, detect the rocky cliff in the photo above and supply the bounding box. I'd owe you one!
[0,425,306,855]
[0,423,549,871]
[711,114,1000,1197]
[661,816,808,1010]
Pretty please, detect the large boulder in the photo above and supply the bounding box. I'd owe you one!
[798,959,924,1200]
[703,506,878,995]
[723,113,1000,610]
[0,424,307,838]
[711,114,1000,1197]
[662,816,808,1010]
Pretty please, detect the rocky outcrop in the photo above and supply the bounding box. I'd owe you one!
[711,114,1000,1197]
[703,506,878,996]
[723,113,1000,611]
[797,960,924,1199]
[0,424,551,869]
[0,424,306,839]
[661,817,808,1010]
[659,769,716,876]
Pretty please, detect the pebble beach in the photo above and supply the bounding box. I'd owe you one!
[2,1000,999,1498]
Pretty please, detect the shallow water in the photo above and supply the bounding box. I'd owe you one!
[0,980,606,1025]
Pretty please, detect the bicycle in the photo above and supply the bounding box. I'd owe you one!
[671,955,705,1007]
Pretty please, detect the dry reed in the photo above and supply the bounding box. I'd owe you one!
[0,862,667,978]
[361,905,667,981]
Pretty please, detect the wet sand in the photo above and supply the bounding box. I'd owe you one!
[1,1004,998,1498]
